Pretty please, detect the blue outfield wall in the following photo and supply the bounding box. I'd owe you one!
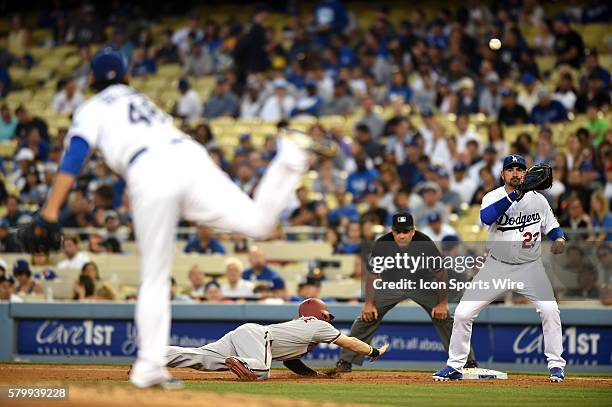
[1,302,611,372]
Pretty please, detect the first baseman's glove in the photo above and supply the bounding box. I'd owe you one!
[519,164,553,193]
[16,214,63,253]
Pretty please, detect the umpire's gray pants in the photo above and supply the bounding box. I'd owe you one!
[165,323,272,380]
[340,290,476,366]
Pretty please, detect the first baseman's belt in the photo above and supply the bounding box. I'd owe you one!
[128,138,184,167]
[489,254,537,266]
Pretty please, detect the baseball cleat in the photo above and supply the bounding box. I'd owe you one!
[280,128,338,158]
[432,366,463,381]
[335,359,352,373]
[225,356,258,381]
[549,367,565,382]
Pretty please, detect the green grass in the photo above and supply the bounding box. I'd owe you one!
[181,382,612,407]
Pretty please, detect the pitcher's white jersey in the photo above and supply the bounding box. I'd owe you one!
[66,84,187,178]
[480,186,559,263]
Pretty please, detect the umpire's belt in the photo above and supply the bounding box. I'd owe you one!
[490,254,537,266]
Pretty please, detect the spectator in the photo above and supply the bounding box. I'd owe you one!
[533,20,555,55]
[560,195,594,240]
[583,49,610,90]
[357,95,384,140]
[52,79,85,114]
[553,14,585,69]
[242,246,285,291]
[454,115,480,154]
[388,71,412,103]
[437,168,463,215]
[72,274,96,300]
[322,80,356,116]
[155,29,180,65]
[259,79,295,121]
[0,220,20,252]
[530,89,568,124]
[455,78,479,115]
[174,78,202,122]
[479,73,502,118]
[187,265,206,299]
[498,88,528,126]
[328,190,360,227]
[8,14,30,57]
[420,212,458,242]
[412,182,450,226]
[0,104,17,141]
[240,84,263,119]
[14,106,49,141]
[290,278,329,302]
[172,14,204,55]
[203,77,240,119]
[129,46,156,77]
[184,225,226,254]
[0,275,23,302]
[312,158,344,194]
[2,195,29,227]
[170,277,194,302]
[517,73,540,114]
[552,72,578,112]
[586,104,609,146]
[576,73,611,113]
[361,183,388,226]
[354,123,383,160]
[291,82,323,117]
[99,211,129,244]
[336,221,362,254]
[605,162,612,202]
[233,4,270,82]
[566,269,599,299]
[450,162,477,205]
[471,167,497,205]
[183,42,214,77]
[19,166,47,206]
[289,186,317,226]
[203,280,223,302]
[590,190,612,241]
[221,257,255,298]
[81,261,101,282]
[57,234,91,270]
[346,155,379,200]
[13,259,43,296]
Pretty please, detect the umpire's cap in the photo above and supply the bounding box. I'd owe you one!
[91,47,127,83]
[502,154,527,170]
[298,298,334,322]
[392,212,414,232]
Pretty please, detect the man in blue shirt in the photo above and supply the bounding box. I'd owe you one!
[241,246,285,290]
[183,225,226,254]
[530,89,568,124]
[346,155,379,200]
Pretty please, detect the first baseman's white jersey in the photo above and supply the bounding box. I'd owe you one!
[481,186,559,263]
[267,317,341,361]
[66,84,187,178]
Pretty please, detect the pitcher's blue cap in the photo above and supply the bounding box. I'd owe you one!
[503,155,526,170]
[91,47,127,83]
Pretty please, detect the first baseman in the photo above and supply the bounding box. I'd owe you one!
[433,155,567,382]
[17,48,323,388]
[164,298,389,380]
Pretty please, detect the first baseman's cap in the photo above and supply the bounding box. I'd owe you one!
[13,259,30,275]
[502,154,527,170]
[392,212,414,232]
[91,47,128,83]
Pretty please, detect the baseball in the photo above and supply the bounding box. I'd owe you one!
[489,38,502,50]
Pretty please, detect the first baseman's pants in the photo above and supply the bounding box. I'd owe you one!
[340,288,476,365]
[165,323,272,380]
[447,256,565,371]
[127,138,307,384]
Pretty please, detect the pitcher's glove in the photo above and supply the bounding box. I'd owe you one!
[16,214,63,253]
[519,164,553,193]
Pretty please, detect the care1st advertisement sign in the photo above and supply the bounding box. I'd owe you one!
[15,319,612,366]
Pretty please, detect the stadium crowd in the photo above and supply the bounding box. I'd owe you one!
[0,1,610,304]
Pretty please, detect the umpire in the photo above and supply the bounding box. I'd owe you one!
[336,212,477,372]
